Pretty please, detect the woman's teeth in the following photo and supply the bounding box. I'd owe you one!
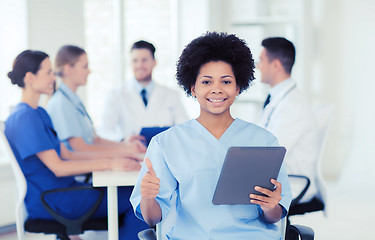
[209,99,224,102]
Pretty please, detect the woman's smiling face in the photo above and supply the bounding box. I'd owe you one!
[191,61,239,117]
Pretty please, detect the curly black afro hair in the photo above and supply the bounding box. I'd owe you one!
[176,32,255,96]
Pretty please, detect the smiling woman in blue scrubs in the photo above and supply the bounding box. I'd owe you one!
[5,50,148,239]
[130,32,292,239]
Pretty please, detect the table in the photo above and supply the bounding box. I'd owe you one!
[92,170,139,240]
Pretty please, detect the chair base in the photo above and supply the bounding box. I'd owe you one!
[24,214,124,239]
[25,218,69,236]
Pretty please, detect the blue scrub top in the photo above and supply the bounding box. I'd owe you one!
[5,103,88,219]
[131,119,292,240]
[46,82,95,150]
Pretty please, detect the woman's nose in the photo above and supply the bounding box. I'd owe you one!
[51,73,56,81]
[210,83,223,94]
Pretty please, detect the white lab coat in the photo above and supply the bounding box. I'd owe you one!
[98,81,189,141]
[258,79,319,203]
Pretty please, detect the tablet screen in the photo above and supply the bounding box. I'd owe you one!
[212,146,286,205]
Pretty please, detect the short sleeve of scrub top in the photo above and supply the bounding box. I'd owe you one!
[9,105,58,160]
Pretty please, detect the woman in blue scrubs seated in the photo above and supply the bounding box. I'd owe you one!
[130,32,292,239]
[46,45,146,154]
[5,50,148,239]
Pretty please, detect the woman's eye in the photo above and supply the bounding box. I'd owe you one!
[222,80,231,84]
[202,80,210,85]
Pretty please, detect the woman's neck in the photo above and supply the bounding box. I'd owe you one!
[197,111,234,140]
[62,79,78,93]
[21,89,40,109]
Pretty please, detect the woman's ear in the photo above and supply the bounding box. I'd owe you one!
[62,64,71,77]
[23,72,34,86]
[191,85,196,97]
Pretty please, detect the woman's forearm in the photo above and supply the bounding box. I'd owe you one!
[60,143,111,160]
[70,137,118,151]
[140,198,162,227]
[262,204,283,223]
[38,149,111,177]
[93,136,121,146]
[63,149,112,161]
[69,137,142,158]
[54,159,111,177]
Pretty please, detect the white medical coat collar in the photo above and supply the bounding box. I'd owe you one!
[269,78,295,104]
[131,78,155,98]
[260,78,297,128]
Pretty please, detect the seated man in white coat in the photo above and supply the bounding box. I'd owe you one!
[99,40,188,141]
[257,37,320,204]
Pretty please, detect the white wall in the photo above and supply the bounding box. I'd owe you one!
[312,0,375,179]
[176,0,211,118]
[334,0,375,183]
[27,0,85,60]
[28,0,87,105]
[0,0,27,121]
[311,0,349,179]
[0,0,26,227]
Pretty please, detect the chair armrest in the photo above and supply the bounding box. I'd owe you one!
[138,228,157,240]
[40,186,103,235]
[288,175,311,207]
[286,224,314,240]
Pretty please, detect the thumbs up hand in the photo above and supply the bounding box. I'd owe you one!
[140,158,160,199]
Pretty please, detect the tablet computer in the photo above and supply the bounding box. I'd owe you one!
[212,146,286,205]
[140,126,170,146]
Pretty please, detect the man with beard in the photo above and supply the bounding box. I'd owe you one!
[99,40,188,142]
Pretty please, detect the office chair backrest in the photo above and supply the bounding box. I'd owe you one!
[312,103,334,216]
[0,121,28,240]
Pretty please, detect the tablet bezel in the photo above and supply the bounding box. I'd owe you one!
[212,146,286,205]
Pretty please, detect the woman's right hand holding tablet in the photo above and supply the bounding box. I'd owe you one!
[140,158,160,199]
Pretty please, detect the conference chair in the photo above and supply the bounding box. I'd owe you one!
[287,104,334,223]
[0,121,119,240]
